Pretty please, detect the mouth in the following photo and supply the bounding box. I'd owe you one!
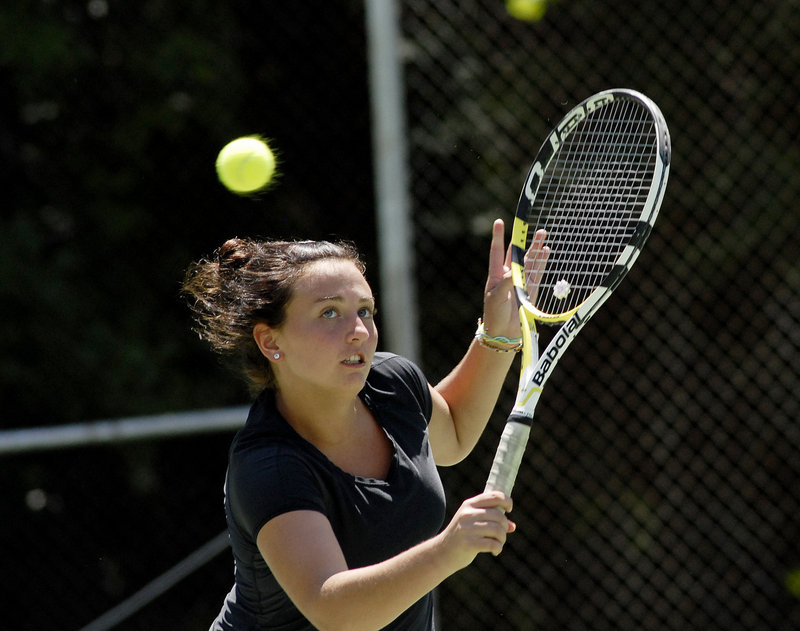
[341,353,366,367]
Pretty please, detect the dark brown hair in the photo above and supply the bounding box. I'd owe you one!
[182,237,366,392]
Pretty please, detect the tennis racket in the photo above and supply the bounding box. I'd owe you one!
[485,88,671,496]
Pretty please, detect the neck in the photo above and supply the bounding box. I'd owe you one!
[275,386,363,447]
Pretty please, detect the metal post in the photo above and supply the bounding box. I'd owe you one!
[365,0,420,363]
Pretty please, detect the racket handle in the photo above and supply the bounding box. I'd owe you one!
[484,419,532,496]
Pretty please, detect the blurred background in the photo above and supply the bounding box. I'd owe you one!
[1,0,798,629]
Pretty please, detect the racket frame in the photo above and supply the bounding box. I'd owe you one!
[485,89,671,496]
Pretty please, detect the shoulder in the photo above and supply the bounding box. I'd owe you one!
[228,443,327,539]
[370,351,424,379]
[227,396,327,539]
[366,352,433,421]
[229,391,319,486]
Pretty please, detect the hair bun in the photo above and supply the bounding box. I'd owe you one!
[217,238,252,270]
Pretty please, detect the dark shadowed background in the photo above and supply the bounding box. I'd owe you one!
[2,1,798,629]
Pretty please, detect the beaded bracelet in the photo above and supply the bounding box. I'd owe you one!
[474,318,523,353]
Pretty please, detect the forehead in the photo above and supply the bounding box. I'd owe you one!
[292,259,372,299]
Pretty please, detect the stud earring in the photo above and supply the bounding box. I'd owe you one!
[273,352,281,360]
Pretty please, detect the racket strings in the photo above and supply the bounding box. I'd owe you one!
[526,98,658,315]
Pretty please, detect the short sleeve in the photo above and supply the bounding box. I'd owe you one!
[227,442,327,540]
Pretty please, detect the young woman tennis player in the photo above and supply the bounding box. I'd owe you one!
[183,219,540,631]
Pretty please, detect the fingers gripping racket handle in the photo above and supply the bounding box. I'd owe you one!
[484,418,532,496]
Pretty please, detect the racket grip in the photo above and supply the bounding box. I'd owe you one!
[484,420,532,496]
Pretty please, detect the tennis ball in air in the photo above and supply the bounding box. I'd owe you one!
[215,136,276,194]
[786,567,800,597]
[506,0,547,21]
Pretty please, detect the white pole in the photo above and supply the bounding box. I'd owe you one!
[365,0,420,363]
[0,406,249,454]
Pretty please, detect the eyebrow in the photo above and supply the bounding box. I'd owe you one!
[314,295,375,304]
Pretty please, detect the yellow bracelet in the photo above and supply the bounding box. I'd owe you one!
[474,319,522,353]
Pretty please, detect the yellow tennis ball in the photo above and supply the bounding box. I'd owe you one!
[506,0,547,21]
[215,136,276,194]
[786,567,800,597]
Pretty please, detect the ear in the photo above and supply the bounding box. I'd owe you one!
[253,323,280,359]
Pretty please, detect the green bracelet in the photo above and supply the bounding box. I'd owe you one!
[474,319,522,352]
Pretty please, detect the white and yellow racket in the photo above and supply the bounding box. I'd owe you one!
[486,89,671,495]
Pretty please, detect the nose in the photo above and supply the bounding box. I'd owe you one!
[348,313,371,341]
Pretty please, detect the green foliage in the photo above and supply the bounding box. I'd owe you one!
[0,0,373,426]
[0,1,258,423]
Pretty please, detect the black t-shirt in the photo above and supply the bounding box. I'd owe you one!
[210,353,447,630]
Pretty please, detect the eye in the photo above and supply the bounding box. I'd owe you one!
[358,306,375,319]
[321,307,338,319]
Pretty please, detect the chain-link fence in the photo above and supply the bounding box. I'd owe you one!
[404,1,800,629]
[4,1,800,629]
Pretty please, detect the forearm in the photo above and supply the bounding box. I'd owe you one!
[312,534,455,631]
[261,497,513,631]
[433,337,516,464]
[308,490,513,631]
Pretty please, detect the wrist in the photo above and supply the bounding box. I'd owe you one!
[474,318,522,353]
[431,525,472,574]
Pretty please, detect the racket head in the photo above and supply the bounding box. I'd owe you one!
[511,89,671,324]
